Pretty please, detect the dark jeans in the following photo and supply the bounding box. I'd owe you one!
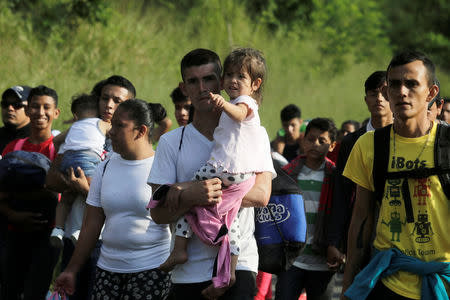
[367,280,415,300]
[275,266,334,300]
[61,238,102,300]
[2,230,60,300]
[169,270,257,300]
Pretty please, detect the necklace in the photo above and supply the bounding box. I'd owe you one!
[392,121,432,169]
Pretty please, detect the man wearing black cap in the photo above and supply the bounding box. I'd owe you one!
[0,85,31,153]
[0,85,31,296]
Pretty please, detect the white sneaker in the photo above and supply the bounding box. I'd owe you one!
[71,230,80,245]
[50,227,65,249]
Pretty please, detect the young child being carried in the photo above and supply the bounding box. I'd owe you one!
[50,94,110,248]
[152,48,274,290]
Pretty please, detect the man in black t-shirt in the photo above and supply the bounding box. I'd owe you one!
[0,85,31,297]
[0,85,31,153]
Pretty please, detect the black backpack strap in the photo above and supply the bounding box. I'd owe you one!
[373,124,392,204]
[178,126,186,150]
[102,158,111,176]
[435,123,450,200]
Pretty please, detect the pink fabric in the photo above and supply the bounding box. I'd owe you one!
[147,184,170,209]
[186,176,256,288]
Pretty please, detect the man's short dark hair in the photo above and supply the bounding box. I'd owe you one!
[305,118,338,142]
[387,51,435,86]
[280,104,301,122]
[365,71,386,93]
[170,87,188,104]
[180,49,222,81]
[444,98,450,104]
[71,94,98,115]
[28,85,58,107]
[102,75,136,98]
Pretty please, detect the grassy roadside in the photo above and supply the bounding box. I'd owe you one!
[1,1,448,138]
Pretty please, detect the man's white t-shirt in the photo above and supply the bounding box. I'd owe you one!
[148,124,263,284]
[87,152,171,273]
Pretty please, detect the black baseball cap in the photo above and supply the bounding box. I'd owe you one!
[2,85,32,103]
[1,85,32,108]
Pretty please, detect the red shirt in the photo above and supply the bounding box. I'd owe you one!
[2,136,55,160]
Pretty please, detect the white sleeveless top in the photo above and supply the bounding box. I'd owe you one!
[58,118,105,156]
[208,95,274,175]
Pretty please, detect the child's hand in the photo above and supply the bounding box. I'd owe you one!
[209,93,226,109]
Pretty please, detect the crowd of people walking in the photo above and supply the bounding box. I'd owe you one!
[0,48,448,300]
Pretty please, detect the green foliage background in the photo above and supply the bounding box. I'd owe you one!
[1,0,449,137]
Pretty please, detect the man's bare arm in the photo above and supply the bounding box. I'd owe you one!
[151,117,172,143]
[241,172,272,208]
[150,171,271,223]
[46,154,69,192]
[341,185,375,299]
[61,205,105,274]
[150,178,222,224]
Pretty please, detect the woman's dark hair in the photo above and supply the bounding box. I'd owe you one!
[117,99,155,141]
[148,103,167,124]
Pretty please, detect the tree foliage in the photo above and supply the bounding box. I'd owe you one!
[6,0,112,44]
[3,0,449,71]
[380,0,449,70]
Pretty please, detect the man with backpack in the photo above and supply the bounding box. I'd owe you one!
[341,51,449,299]
[0,85,61,300]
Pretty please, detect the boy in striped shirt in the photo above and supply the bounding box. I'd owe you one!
[275,118,337,300]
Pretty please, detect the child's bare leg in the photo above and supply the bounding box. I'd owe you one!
[201,255,238,300]
[228,213,241,285]
[51,190,76,248]
[54,190,76,229]
[159,216,192,272]
[202,215,241,298]
[159,235,189,272]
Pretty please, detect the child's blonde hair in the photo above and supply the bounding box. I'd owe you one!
[223,48,266,105]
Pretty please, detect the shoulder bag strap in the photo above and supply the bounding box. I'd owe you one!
[373,124,392,204]
[13,138,27,151]
[435,123,450,200]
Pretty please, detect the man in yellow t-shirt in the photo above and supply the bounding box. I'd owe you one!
[341,51,449,300]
